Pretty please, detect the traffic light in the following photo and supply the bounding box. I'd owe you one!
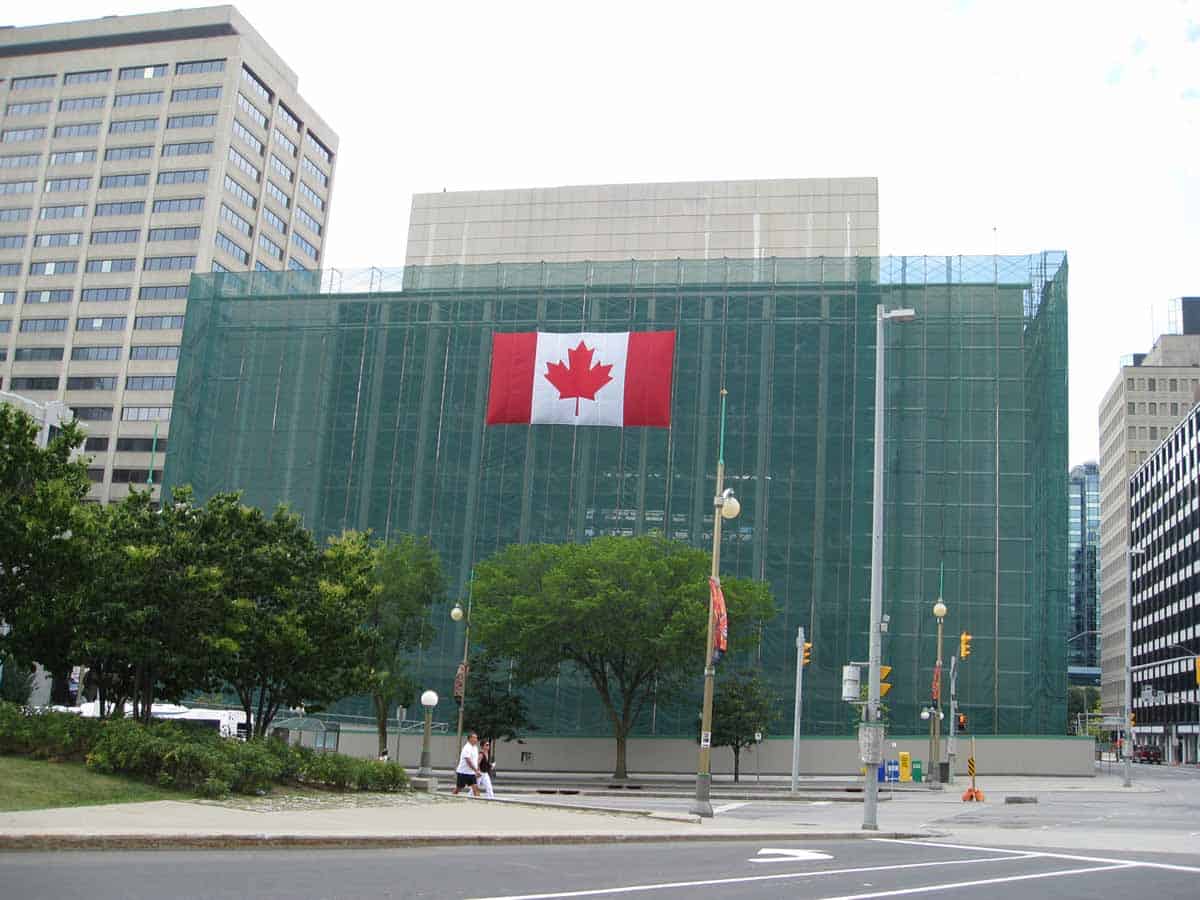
[802,642,812,666]
[880,664,893,697]
[957,712,968,732]
[959,631,972,659]
[1195,657,1199,687]
[1130,712,1136,728]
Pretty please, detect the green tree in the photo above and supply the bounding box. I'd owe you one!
[707,670,777,782]
[0,405,91,704]
[1067,685,1101,734]
[463,651,534,764]
[472,535,775,779]
[0,652,35,705]
[361,534,444,755]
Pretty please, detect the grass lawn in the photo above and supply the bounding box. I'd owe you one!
[0,754,180,812]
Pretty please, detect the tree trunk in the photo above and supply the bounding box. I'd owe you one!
[733,747,740,783]
[49,667,72,706]
[373,692,389,757]
[613,727,628,780]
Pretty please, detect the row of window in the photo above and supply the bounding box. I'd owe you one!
[0,252,195,274]
[18,344,181,362]
[5,86,222,117]
[73,406,171,422]
[10,62,225,92]
[0,284,187,302]
[2,113,223,142]
[1126,376,1198,394]
[0,315,185,332]
[0,197,205,223]
[87,468,165,484]
[1,142,215,164]
[6,374,176,391]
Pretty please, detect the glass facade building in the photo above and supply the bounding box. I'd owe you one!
[164,253,1069,736]
[1067,462,1101,683]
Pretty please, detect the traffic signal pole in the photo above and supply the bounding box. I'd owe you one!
[948,655,957,785]
[791,626,805,793]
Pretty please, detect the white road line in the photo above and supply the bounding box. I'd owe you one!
[712,802,749,813]
[879,838,1200,874]
[793,864,1133,900]
[467,853,1034,900]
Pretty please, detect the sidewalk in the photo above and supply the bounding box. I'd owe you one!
[0,771,1160,851]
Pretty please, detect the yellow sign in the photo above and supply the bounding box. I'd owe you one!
[880,665,892,679]
[880,664,893,697]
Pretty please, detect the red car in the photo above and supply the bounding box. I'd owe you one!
[1134,744,1164,764]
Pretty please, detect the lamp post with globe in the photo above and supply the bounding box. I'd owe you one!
[449,580,473,759]
[418,689,438,786]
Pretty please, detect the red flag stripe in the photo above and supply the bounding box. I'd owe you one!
[485,332,538,425]
[624,331,675,427]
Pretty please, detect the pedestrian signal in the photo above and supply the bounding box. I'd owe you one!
[957,712,967,732]
[880,664,893,698]
[803,642,812,666]
[959,631,972,659]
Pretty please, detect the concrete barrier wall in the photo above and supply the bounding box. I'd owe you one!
[335,727,1096,778]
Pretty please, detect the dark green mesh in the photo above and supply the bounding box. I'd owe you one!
[166,254,1068,737]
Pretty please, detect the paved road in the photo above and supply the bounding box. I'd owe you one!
[4,838,1199,899]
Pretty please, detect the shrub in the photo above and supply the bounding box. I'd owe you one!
[0,702,103,760]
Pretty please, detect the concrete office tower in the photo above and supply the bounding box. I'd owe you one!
[1067,461,1101,685]
[0,6,337,502]
[406,178,879,267]
[1098,297,1200,717]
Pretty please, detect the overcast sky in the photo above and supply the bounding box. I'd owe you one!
[9,1,1198,464]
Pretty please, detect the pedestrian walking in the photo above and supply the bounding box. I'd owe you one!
[478,740,495,799]
[452,732,481,797]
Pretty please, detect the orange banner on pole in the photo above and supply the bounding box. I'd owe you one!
[709,576,728,664]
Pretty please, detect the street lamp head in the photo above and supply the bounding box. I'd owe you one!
[920,708,931,720]
[882,307,917,323]
[420,689,438,708]
[933,600,947,620]
[720,490,741,520]
[450,604,464,622]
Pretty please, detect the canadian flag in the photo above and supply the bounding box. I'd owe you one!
[486,331,675,427]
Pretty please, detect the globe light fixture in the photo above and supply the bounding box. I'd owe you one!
[450,604,464,622]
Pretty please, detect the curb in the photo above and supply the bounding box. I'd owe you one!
[0,830,934,852]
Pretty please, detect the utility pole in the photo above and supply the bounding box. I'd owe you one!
[948,655,958,785]
[791,626,805,792]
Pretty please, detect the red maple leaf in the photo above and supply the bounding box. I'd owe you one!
[544,341,614,416]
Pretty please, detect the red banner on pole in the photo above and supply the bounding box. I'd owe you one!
[709,576,728,664]
[931,661,942,701]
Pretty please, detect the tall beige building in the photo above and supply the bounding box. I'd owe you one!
[406,178,879,267]
[0,6,337,502]
[1098,307,1200,716]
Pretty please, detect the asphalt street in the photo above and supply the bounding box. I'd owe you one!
[3,838,1199,900]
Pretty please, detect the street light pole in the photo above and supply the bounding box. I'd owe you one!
[450,571,474,762]
[930,597,947,787]
[691,388,740,819]
[1124,544,1145,787]
[791,625,805,793]
[863,305,915,831]
[418,689,438,781]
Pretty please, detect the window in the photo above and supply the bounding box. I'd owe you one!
[219,203,253,236]
[1127,401,1136,414]
[58,96,106,112]
[232,119,264,155]
[65,70,111,85]
[0,207,32,222]
[33,232,81,248]
[10,377,59,391]
[143,255,195,271]
[261,206,287,234]
[99,173,149,189]
[255,261,273,272]
[157,168,208,185]
[236,92,268,129]
[81,287,131,302]
[167,113,217,130]
[0,320,9,332]
[94,201,145,216]
[119,65,167,80]
[20,318,67,332]
[40,204,86,219]
[171,85,222,103]
[258,233,283,260]
[295,206,324,236]
[241,67,271,104]
[1149,402,1158,415]
[85,257,135,272]
[138,284,188,300]
[0,235,25,249]
[0,153,41,168]
[272,128,297,157]
[111,468,162,483]
[214,231,249,265]
[224,175,256,209]
[228,146,261,182]
[304,132,334,165]
[265,180,290,208]
[121,406,171,422]
[1171,402,1180,415]
[162,140,213,157]
[1148,378,1156,391]
[135,315,185,330]
[71,406,113,421]
[148,225,200,242]
[1150,426,1159,440]
[126,375,176,391]
[72,345,121,361]
[114,91,163,107]
[116,436,169,452]
[269,154,294,183]
[6,101,51,116]
[2,127,47,143]
[152,196,204,214]
[278,104,302,133]
[176,59,225,75]
[212,261,229,273]
[0,180,35,195]
[25,289,72,303]
[28,261,77,275]
[105,145,153,161]
[11,75,56,91]
[1169,378,1178,392]
[50,153,99,172]
[43,177,90,193]
[291,231,319,261]
[14,346,63,361]
[0,263,20,276]
[0,290,13,303]
[77,316,127,331]
[298,181,325,211]
[54,122,101,139]
[287,257,309,272]
[67,376,117,390]
[109,117,158,134]
[130,344,179,361]
[84,437,109,452]
[90,229,140,245]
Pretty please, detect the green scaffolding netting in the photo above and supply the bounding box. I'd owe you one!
[165,254,1068,738]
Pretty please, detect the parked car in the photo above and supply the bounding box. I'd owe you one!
[1134,744,1163,764]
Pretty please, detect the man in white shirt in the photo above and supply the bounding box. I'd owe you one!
[453,732,481,796]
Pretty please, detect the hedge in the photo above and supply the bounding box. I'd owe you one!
[0,702,408,798]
